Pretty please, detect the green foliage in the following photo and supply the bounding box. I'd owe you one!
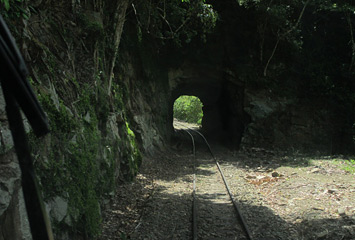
[30,72,144,237]
[36,128,104,237]
[233,0,355,113]
[112,81,125,110]
[37,93,77,134]
[332,159,355,174]
[116,118,142,181]
[66,127,102,237]
[33,87,104,237]
[0,0,29,19]
[173,95,203,125]
[1,0,10,10]
[77,10,104,39]
[132,0,218,45]
[31,79,136,237]
[342,159,355,174]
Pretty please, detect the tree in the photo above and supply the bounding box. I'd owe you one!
[130,0,218,45]
[174,95,203,125]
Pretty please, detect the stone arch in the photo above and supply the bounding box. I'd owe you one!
[169,70,250,149]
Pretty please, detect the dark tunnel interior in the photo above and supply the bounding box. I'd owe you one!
[170,80,251,149]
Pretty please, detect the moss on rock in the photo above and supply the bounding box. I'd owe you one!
[29,74,142,238]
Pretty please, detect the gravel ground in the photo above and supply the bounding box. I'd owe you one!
[99,138,355,240]
[195,153,247,239]
[219,147,355,240]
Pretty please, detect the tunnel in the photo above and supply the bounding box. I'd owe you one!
[169,76,251,149]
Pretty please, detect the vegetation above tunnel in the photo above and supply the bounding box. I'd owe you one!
[125,0,355,119]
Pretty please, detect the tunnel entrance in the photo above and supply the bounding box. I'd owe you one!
[173,95,203,127]
[169,79,251,149]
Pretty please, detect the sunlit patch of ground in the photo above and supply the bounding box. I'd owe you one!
[173,118,201,130]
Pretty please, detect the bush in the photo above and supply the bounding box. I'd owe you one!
[173,95,203,125]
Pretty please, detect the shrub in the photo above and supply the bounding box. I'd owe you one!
[173,95,203,125]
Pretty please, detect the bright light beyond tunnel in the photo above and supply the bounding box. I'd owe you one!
[173,95,203,129]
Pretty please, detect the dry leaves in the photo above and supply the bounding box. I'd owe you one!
[245,171,283,185]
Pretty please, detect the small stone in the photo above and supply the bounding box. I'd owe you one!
[246,175,256,179]
[46,197,68,222]
[311,168,320,173]
[316,230,328,238]
[312,207,324,211]
[295,218,303,224]
[328,189,338,194]
[84,112,91,123]
[338,208,346,216]
[271,171,279,177]
[256,175,267,180]
[342,225,355,235]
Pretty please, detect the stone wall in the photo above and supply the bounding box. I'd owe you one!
[0,1,143,239]
[241,89,334,153]
[166,57,352,153]
[0,88,32,240]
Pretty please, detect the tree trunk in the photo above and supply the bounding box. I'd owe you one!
[106,0,130,96]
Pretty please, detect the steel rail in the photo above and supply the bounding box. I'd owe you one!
[175,126,197,240]
[187,128,252,239]
[215,161,252,240]
[174,121,253,240]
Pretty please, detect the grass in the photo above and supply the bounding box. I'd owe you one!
[332,158,355,174]
[341,159,355,174]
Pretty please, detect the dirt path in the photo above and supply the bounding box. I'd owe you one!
[130,150,193,239]
[219,148,355,240]
[99,145,355,240]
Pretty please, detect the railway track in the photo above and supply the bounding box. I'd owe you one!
[174,122,252,240]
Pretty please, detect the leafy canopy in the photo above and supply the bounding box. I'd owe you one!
[132,0,218,45]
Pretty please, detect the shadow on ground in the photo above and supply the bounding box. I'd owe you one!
[100,135,355,240]
[101,176,355,239]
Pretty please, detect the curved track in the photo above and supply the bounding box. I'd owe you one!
[175,122,252,240]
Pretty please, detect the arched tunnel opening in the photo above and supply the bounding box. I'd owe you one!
[169,80,251,149]
[173,95,203,127]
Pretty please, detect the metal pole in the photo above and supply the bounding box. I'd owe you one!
[2,83,54,240]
